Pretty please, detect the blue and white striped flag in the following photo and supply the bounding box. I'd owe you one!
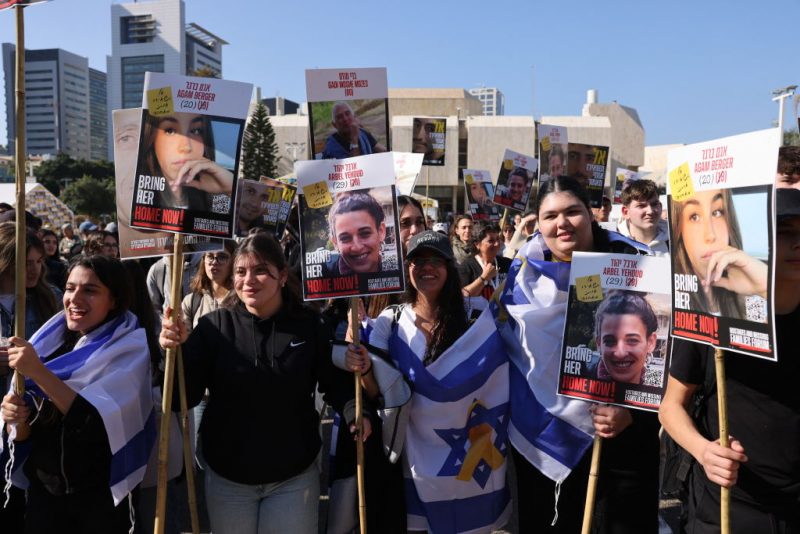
[383,306,511,534]
[3,311,156,505]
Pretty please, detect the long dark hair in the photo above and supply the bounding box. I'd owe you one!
[228,232,305,318]
[402,254,468,365]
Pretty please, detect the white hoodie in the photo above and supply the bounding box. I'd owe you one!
[616,217,670,254]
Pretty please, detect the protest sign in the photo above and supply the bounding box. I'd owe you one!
[412,117,446,166]
[129,73,252,239]
[538,124,568,185]
[613,168,641,204]
[233,178,295,238]
[558,252,672,411]
[113,108,222,259]
[296,152,404,300]
[567,143,609,208]
[306,67,389,160]
[463,169,500,221]
[393,152,424,196]
[667,128,780,360]
[492,149,538,212]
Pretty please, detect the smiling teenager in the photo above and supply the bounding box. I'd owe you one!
[513,177,660,534]
[159,232,354,534]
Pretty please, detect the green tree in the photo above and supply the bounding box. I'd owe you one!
[61,175,116,218]
[241,102,280,179]
[35,153,114,196]
[783,129,800,146]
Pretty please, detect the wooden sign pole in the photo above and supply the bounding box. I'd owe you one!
[580,435,603,534]
[714,348,730,534]
[349,297,367,534]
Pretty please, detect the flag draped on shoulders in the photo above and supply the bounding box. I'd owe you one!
[376,304,511,534]
[495,233,596,483]
[3,310,155,505]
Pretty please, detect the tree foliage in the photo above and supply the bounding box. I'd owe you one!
[241,102,280,179]
[34,153,114,196]
[60,174,116,218]
[783,129,800,146]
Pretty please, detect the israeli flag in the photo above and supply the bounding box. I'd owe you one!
[379,306,511,534]
[3,311,156,505]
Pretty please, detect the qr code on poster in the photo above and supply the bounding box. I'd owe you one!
[745,295,767,323]
[210,194,231,214]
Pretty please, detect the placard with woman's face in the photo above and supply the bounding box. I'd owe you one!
[129,73,252,239]
[667,128,780,360]
[558,252,672,412]
[463,169,500,221]
[295,152,404,301]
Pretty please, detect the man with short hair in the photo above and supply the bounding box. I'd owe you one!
[617,179,669,253]
[592,195,612,222]
[777,145,800,190]
[322,102,387,159]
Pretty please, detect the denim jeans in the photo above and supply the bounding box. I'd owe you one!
[205,458,319,534]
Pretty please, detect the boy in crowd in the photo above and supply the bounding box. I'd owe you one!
[616,179,669,253]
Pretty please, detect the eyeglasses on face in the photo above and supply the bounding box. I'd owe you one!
[205,253,230,264]
[408,256,446,269]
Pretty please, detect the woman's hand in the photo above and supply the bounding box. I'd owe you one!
[1,393,30,425]
[173,159,234,195]
[590,404,633,439]
[480,262,497,282]
[7,337,45,380]
[350,416,372,443]
[159,307,188,350]
[345,344,372,375]
[705,246,768,299]
[699,438,747,488]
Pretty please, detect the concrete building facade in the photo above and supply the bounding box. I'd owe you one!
[2,44,98,160]
[89,68,108,160]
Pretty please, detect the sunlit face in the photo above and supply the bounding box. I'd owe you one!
[331,210,386,273]
[42,235,58,257]
[776,216,800,282]
[233,253,285,317]
[508,174,527,202]
[204,251,232,285]
[477,231,501,259]
[469,182,488,204]
[332,104,356,135]
[64,266,116,336]
[455,218,473,243]
[412,119,435,155]
[154,112,206,183]
[549,154,564,178]
[538,191,594,261]
[239,182,269,225]
[567,145,596,184]
[598,313,656,384]
[398,204,426,252]
[679,190,730,278]
[502,226,514,242]
[408,250,447,298]
[623,195,662,232]
[25,247,43,288]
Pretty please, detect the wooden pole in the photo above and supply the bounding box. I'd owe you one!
[424,166,430,215]
[499,208,510,231]
[11,3,26,397]
[153,236,184,534]
[349,297,367,534]
[580,435,603,534]
[714,348,730,534]
[177,346,200,534]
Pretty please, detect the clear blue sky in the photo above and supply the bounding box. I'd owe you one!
[1,0,798,150]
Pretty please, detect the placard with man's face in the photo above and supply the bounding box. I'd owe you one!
[492,149,538,213]
[412,117,446,166]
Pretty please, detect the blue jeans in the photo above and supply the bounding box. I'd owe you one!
[205,458,319,534]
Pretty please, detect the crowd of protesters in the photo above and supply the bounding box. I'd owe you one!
[0,145,795,534]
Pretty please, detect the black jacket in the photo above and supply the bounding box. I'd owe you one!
[176,303,351,485]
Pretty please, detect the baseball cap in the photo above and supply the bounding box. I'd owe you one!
[79,220,98,233]
[406,230,454,261]
[777,188,800,220]
[105,222,118,234]
[432,222,448,235]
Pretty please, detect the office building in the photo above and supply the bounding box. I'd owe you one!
[2,44,95,159]
[89,68,108,160]
[468,87,505,116]
[107,0,227,158]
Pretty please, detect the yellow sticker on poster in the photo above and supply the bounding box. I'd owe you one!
[147,87,174,116]
[669,162,695,202]
[541,136,552,152]
[305,181,333,209]
[575,274,603,302]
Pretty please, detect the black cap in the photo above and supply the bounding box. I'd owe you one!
[777,188,800,220]
[406,230,454,261]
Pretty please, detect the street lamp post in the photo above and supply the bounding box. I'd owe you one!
[772,85,797,135]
